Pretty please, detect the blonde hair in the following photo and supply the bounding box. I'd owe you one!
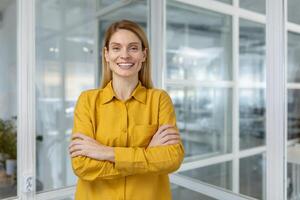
[100,20,153,89]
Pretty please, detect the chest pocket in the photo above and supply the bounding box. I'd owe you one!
[132,124,158,147]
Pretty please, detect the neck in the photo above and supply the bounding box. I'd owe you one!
[111,76,139,101]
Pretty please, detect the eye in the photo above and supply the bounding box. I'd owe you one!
[129,46,139,52]
[111,47,120,51]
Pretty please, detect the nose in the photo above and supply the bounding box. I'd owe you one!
[120,48,130,59]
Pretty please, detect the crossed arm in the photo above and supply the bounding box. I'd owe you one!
[69,124,181,162]
[69,91,184,181]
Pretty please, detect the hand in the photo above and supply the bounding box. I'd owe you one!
[69,133,114,162]
[148,124,181,148]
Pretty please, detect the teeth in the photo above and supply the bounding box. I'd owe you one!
[118,63,134,69]
[118,63,133,66]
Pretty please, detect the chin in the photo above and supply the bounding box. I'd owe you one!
[114,72,138,79]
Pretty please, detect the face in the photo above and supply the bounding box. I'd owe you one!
[104,29,147,80]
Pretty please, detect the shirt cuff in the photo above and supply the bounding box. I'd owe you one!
[114,147,145,171]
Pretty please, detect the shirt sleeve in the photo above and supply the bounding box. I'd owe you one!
[114,90,185,175]
[71,91,125,181]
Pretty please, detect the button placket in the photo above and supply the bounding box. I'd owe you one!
[121,102,128,135]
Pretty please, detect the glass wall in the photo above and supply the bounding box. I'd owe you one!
[287,0,300,197]
[0,0,17,199]
[35,0,97,191]
[239,0,266,14]
[239,19,266,150]
[166,0,266,199]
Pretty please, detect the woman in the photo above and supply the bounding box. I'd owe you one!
[69,19,184,200]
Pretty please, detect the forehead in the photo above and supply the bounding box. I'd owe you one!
[109,29,142,45]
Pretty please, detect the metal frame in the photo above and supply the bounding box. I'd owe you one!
[266,0,287,199]
[150,0,166,88]
[170,174,257,200]
[17,0,36,199]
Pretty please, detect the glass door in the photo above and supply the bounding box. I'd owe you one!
[0,0,17,199]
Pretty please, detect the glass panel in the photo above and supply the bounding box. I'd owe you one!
[240,154,265,200]
[239,19,266,83]
[287,32,300,83]
[97,0,119,9]
[168,87,232,158]
[214,0,232,4]
[287,152,300,200]
[240,89,265,150]
[240,0,266,14]
[166,2,232,81]
[180,162,232,190]
[288,0,300,25]
[288,90,300,139]
[0,0,17,199]
[172,184,218,200]
[36,0,97,192]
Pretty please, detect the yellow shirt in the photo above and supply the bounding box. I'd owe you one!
[71,81,185,200]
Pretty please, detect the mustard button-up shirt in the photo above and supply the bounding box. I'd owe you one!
[71,81,185,200]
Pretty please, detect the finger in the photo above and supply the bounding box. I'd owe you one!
[163,139,180,145]
[70,150,86,158]
[72,133,92,141]
[157,125,174,134]
[160,134,180,144]
[69,144,84,154]
[69,139,85,149]
[72,133,85,140]
[160,128,179,138]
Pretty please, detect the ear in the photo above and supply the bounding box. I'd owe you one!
[104,47,109,62]
[142,48,147,62]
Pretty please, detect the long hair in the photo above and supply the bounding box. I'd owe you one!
[100,20,153,89]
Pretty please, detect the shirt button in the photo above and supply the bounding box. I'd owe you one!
[122,129,127,134]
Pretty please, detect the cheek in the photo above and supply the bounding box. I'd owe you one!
[106,54,118,63]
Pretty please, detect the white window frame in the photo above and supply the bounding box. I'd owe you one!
[158,0,292,200]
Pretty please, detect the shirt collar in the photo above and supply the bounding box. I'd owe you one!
[101,80,147,104]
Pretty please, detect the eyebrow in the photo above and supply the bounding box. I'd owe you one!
[109,42,140,46]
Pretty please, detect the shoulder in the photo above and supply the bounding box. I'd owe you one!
[150,88,170,96]
[80,88,102,96]
[147,88,172,102]
[77,88,103,103]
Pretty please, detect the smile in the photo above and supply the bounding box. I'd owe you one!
[117,63,134,69]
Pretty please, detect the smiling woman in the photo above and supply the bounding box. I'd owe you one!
[69,20,185,200]
[104,29,146,80]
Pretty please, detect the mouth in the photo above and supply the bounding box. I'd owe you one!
[117,62,134,69]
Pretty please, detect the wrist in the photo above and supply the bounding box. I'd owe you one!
[105,146,115,162]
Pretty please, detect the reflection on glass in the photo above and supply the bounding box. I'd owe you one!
[240,0,266,14]
[180,162,232,190]
[288,90,300,139]
[172,184,218,200]
[239,19,265,83]
[288,32,300,83]
[288,0,300,25]
[166,2,232,81]
[0,0,17,199]
[287,160,300,200]
[214,0,232,4]
[36,0,96,192]
[97,0,119,9]
[168,87,232,158]
[240,154,265,200]
[240,89,265,150]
